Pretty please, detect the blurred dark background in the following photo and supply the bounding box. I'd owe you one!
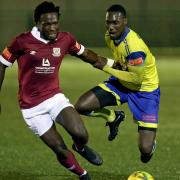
[0,0,179,49]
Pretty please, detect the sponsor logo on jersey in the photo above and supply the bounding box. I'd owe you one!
[35,58,55,74]
[52,48,61,57]
[42,58,50,66]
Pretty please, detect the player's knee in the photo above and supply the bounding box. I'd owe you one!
[75,107,92,116]
[75,101,85,113]
[75,100,91,115]
[77,129,88,144]
[139,141,153,155]
[73,127,88,144]
[53,144,68,159]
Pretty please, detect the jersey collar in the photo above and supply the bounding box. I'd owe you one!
[114,27,130,46]
[31,26,50,44]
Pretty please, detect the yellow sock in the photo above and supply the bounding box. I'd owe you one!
[90,108,116,122]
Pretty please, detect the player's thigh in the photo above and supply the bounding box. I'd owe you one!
[128,90,160,129]
[23,111,67,151]
[97,77,129,107]
[48,93,74,121]
[90,86,118,107]
[75,88,101,111]
[40,123,66,149]
[76,78,127,111]
[56,106,88,139]
[22,113,54,136]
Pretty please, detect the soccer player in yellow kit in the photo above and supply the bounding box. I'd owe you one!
[75,4,160,163]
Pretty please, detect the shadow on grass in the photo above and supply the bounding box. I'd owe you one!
[90,171,128,180]
[0,171,74,180]
[0,170,128,180]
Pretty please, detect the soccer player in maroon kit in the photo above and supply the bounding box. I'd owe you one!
[0,1,117,180]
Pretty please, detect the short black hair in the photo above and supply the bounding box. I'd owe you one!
[34,1,60,23]
[107,4,126,18]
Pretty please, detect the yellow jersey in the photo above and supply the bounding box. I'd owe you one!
[103,27,159,92]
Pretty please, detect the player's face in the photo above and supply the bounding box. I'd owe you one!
[106,11,127,40]
[38,12,59,41]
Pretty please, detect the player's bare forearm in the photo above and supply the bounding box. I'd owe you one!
[0,62,6,91]
[0,62,6,114]
[79,48,109,69]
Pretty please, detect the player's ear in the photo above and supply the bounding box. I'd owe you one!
[124,18,128,25]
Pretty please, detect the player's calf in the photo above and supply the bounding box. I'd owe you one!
[140,140,157,163]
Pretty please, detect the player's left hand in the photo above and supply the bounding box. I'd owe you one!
[113,62,127,71]
[113,62,122,69]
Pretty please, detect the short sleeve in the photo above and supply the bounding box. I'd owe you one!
[0,37,22,66]
[67,33,85,55]
[126,51,146,66]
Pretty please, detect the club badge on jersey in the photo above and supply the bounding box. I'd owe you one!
[52,48,61,57]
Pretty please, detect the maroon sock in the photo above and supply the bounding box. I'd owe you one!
[57,150,85,176]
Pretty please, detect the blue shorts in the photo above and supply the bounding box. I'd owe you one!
[98,76,160,128]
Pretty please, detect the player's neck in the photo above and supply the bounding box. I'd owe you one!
[114,27,129,45]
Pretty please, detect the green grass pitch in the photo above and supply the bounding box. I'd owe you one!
[0,48,180,180]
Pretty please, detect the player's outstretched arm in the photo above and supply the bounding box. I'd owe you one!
[78,48,115,70]
[78,48,142,84]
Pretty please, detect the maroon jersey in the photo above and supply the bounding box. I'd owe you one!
[0,27,84,109]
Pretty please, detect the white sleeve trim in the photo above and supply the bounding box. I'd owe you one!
[77,45,85,55]
[106,58,114,67]
[0,55,13,67]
